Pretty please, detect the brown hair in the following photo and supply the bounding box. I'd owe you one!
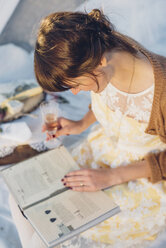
[34,9,138,92]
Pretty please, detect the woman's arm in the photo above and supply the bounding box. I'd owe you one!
[80,109,97,131]
[115,159,151,184]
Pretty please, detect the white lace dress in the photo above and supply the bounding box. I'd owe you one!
[60,82,166,248]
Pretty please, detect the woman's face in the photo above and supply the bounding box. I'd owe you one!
[70,75,99,95]
[70,68,109,95]
[69,55,110,95]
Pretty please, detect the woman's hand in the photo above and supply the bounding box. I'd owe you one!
[42,117,85,140]
[61,161,151,192]
[61,168,122,192]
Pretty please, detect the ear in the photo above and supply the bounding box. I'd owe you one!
[99,55,107,68]
[70,88,81,95]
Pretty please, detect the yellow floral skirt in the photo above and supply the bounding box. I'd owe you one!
[69,124,166,248]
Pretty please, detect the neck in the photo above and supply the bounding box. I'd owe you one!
[104,50,153,93]
[106,50,135,91]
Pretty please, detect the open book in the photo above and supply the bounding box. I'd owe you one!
[1,146,120,247]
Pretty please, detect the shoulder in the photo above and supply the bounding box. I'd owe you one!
[116,31,166,61]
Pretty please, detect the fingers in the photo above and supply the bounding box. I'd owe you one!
[62,175,87,187]
[63,181,89,188]
[65,169,92,177]
[44,126,68,140]
[55,126,70,137]
[63,180,96,192]
[71,186,96,192]
[62,175,87,183]
[42,117,80,137]
[46,132,56,141]
[42,123,59,133]
[61,171,97,191]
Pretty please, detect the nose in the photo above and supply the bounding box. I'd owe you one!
[70,88,81,95]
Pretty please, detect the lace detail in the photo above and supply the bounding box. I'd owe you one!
[0,145,15,158]
[0,142,48,159]
[60,235,111,248]
[30,141,48,152]
[100,83,154,123]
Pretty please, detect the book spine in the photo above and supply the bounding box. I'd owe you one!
[18,205,27,219]
[23,187,69,210]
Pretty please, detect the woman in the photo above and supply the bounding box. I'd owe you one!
[10,9,166,248]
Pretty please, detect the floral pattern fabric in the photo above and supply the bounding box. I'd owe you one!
[61,82,166,248]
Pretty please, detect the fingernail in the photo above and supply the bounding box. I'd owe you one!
[68,187,72,189]
[63,183,66,186]
[61,179,64,182]
[64,175,67,178]
[52,135,56,138]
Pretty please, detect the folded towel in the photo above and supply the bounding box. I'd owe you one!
[0,121,32,142]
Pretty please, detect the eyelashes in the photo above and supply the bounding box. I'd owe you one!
[45,210,57,223]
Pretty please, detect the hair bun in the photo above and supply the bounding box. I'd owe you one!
[88,9,102,21]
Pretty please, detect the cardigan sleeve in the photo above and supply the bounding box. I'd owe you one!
[144,91,166,183]
[144,151,166,183]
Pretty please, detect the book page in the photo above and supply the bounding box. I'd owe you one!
[1,146,79,209]
[24,190,119,246]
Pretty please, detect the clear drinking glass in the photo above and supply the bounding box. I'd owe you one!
[40,100,61,149]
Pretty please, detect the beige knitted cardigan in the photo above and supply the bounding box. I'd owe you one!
[115,32,166,183]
